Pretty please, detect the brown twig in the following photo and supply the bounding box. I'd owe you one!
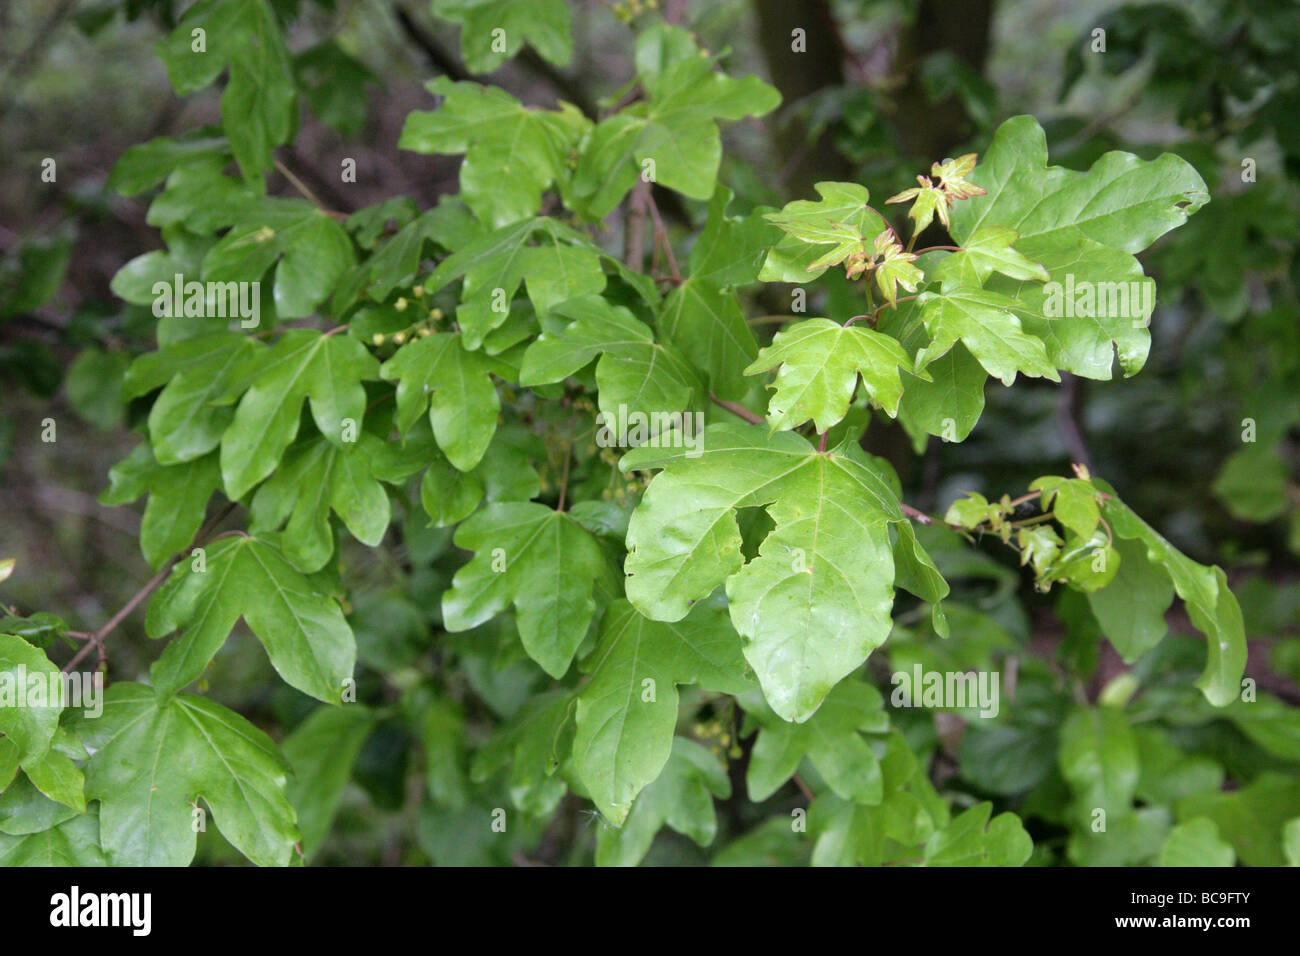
[645,190,681,282]
[61,502,237,674]
[274,158,347,219]
[625,179,650,270]
[710,392,764,425]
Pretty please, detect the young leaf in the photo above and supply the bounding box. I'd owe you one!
[744,318,915,431]
[915,289,1060,386]
[760,182,889,281]
[934,225,1049,287]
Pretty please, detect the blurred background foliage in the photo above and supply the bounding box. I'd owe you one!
[0,0,1297,865]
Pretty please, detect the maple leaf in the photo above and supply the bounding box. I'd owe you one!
[931,153,987,201]
[887,175,950,234]
[870,230,923,305]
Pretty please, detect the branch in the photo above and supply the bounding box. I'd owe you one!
[710,391,763,425]
[1057,372,1094,471]
[900,503,935,525]
[625,179,650,270]
[395,5,472,81]
[61,502,237,673]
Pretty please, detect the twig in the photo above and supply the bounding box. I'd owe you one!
[625,179,650,270]
[792,773,815,802]
[61,502,237,673]
[556,443,572,512]
[900,503,934,525]
[1057,372,1093,471]
[274,159,347,219]
[710,392,763,425]
[645,190,681,282]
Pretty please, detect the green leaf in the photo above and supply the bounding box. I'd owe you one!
[594,737,729,867]
[203,204,356,319]
[102,446,223,570]
[1213,446,1290,522]
[442,503,620,678]
[471,690,571,816]
[744,318,915,430]
[79,682,298,866]
[1086,536,1173,661]
[746,679,888,804]
[1285,818,1300,867]
[107,133,231,196]
[622,422,907,722]
[220,330,379,499]
[572,31,779,217]
[400,78,588,228]
[1225,693,1300,761]
[574,599,751,824]
[431,0,572,74]
[759,182,888,281]
[423,218,608,349]
[915,289,1059,386]
[949,115,1208,379]
[1177,773,1300,867]
[922,802,1033,866]
[64,348,129,430]
[0,635,63,764]
[250,434,392,572]
[933,225,1048,287]
[146,535,356,703]
[380,332,502,471]
[1094,479,1246,707]
[156,0,296,178]
[1059,705,1138,823]
[282,704,376,859]
[124,332,267,465]
[521,295,703,428]
[1158,817,1235,867]
[897,345,987,446]
[24,749,86,813]
[659,279,757,401]
[0,811,105,866]
[0,774,78,835]
[1031,475,1102,537]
